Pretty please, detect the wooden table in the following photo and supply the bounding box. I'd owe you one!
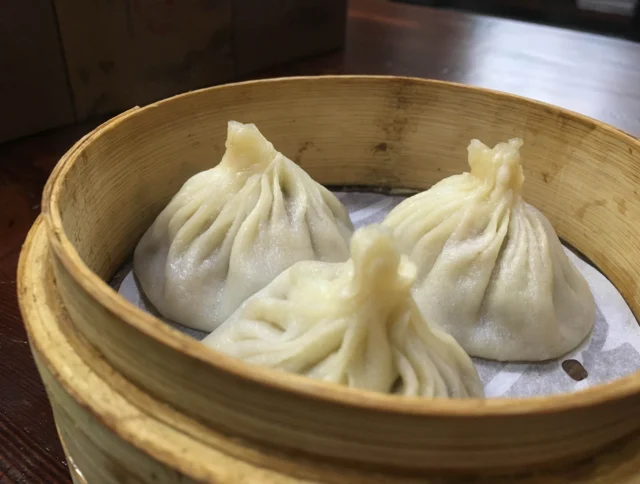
[1,0,639,481]
[394,0,638,40]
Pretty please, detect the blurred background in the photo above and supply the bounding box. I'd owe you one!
[1,0,638,145]
[396,0,639,36]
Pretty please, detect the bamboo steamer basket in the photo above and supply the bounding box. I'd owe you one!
[19,76,640,482]
[19,217,640,483]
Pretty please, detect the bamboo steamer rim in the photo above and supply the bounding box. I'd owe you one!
[19,218,312,484]
[41,75,640,417]
[21,217,640,483]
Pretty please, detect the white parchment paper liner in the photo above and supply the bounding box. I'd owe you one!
[112,192,640,398]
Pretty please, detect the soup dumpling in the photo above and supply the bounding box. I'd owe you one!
[204,225,484,398]
[134,121,354,332]
[384,139,595,362]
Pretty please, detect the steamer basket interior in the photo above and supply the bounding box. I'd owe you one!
[40,76,640,473]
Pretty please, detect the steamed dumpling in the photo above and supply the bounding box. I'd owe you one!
[203,225,484,398]
[384,138,595,362]
[134,121,354,332]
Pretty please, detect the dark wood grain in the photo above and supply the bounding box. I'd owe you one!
[394,0,636,39]
[1,0,639,481]
[0,121,105,483]
[0,0,75,143]
[261,0,640,137]
[232,0,347,76]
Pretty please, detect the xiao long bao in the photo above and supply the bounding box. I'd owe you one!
[134,121,354,332]
[384,138,595,362]
[204,225,484,398]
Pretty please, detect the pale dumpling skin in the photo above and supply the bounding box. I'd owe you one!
[134,121,354,332]
[204,225,484,398]
[384,139,595,362]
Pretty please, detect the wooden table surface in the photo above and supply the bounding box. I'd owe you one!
[1,0,639,482]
